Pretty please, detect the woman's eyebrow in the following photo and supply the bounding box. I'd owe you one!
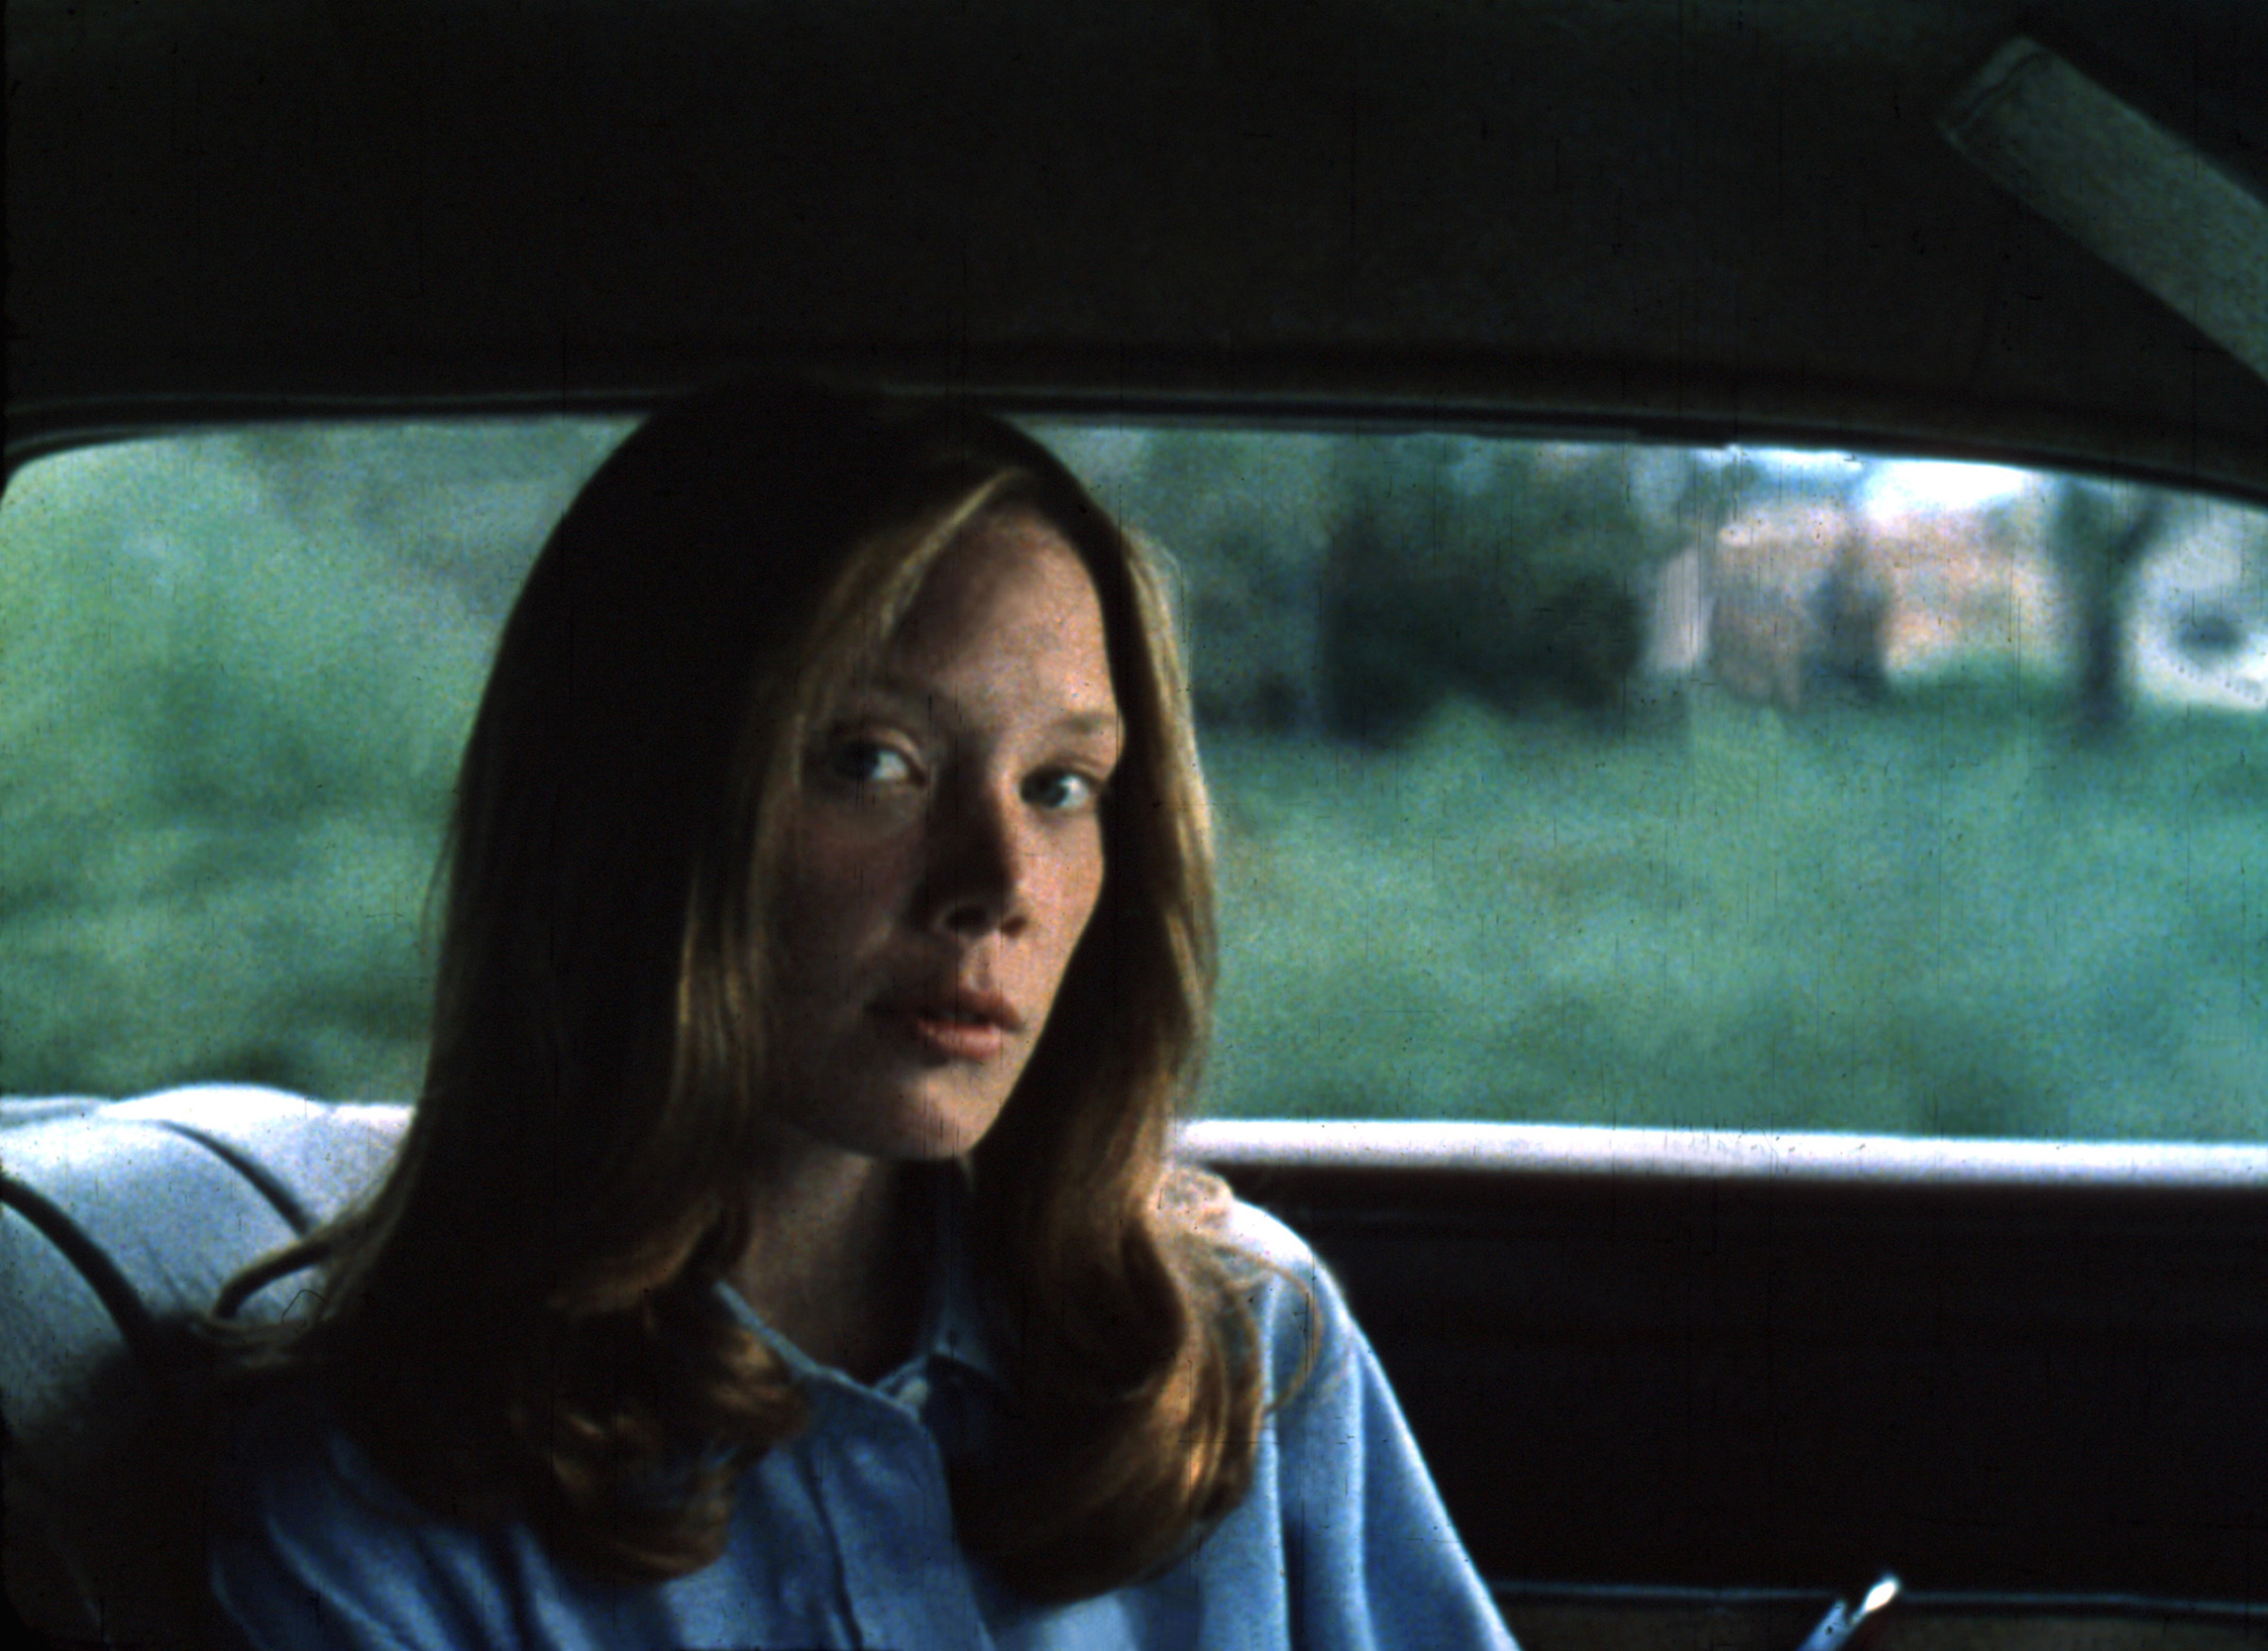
[1051,710,1125,739]
[842,677,942,718]
[858,675,1122,739]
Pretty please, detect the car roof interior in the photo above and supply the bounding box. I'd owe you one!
[8,0,2268,1643]
[9,0,2268,499]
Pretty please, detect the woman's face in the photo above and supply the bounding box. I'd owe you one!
[765,509,1125,1164]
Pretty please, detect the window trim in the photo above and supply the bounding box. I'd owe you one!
[1181,1120,2268,1189]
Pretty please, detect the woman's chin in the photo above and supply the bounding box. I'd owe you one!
[823,1082,1014,1164]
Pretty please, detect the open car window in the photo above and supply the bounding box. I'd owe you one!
[3,419,2264,1145]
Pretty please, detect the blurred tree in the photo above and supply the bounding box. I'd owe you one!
[2052,477,2168,737]
[1122,430,1335,734]
[1319,435,1664,742]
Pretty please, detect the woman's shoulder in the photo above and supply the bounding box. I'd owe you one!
[208,1373,523,1591]
[212,1380,439,1545]
[210,1381,547,1648]
[1210,1195,1323,1282]
[1182,1191,1363,1395]
[1161,1165,1322,1278]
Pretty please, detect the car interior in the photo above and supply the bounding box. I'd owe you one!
[7,1,2268,1647]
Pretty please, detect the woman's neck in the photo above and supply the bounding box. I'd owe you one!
[727,1149,931,1385]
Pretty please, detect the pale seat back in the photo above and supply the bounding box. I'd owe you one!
[1,1087,408,1648]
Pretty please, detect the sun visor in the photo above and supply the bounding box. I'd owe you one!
[1941,37,2268,387]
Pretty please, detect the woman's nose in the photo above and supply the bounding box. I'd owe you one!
[921,783,1032,939]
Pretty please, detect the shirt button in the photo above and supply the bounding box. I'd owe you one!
[896,1376,930,1411]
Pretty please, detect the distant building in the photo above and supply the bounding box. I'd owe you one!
[1661,480,2075,709]
[1864,481,2069,686]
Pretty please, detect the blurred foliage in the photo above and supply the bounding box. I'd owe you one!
[4,421,2264,1141]
[0,425,625,1098]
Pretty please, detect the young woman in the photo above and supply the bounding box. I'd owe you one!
[203,379,1516,1650]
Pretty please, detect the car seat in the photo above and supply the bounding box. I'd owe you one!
[2,1087,409,1648]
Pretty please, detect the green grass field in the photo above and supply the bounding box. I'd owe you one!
[1203,689,2268,1139]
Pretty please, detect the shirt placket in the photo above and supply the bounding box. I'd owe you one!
[810,1379,995,1651]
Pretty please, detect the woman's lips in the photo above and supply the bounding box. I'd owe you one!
[877,1004,1010,1061]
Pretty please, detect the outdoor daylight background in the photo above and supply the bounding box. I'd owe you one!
[2,420,2262,1139]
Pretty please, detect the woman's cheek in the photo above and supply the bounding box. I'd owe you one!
[1071,831,1109,928]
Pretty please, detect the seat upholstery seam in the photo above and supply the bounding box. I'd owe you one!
[0,1175,163,1365]
[144,1119,315,1237]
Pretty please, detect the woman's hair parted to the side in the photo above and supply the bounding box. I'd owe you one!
[203,378,1286,1602]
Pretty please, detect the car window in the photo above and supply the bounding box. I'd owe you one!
[3,420,2263,1142]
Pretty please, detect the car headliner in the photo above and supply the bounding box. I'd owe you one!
[8,0,2267,497]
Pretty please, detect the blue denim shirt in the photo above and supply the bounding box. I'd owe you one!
[208,1182,1516,1651]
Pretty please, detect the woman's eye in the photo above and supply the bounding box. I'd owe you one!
[823,738,919,788]
[1025,768,1108,814]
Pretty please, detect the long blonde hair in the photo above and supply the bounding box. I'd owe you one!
[206,379,1279,1600]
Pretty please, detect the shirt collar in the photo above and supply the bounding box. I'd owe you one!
[714,1160,1007,1394]
[922,1158,1007,1388]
